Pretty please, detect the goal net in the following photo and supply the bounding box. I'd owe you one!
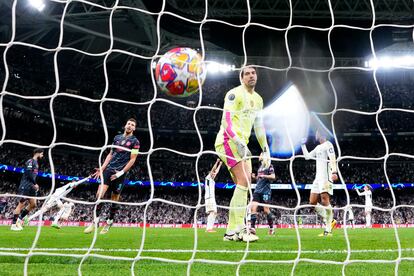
[0,0,413,275]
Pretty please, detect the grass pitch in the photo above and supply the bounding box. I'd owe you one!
[0,226,413,275]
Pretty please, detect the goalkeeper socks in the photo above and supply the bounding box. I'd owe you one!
[267,213,274,229]
[250,213,257,229]
[325,205,333,232]
[226,185,248,234]
[366,213,371,227]
[315,203,327,221]
[206,213,216,230]
[18,209,29,220]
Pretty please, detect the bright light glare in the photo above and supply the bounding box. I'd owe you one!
[262,85,310,157]
[206,61,235,74]
[29,0,45,11]
[367,55,414,69]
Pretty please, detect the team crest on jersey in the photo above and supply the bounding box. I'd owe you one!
[228,93,235,101]
[126,141,131,147]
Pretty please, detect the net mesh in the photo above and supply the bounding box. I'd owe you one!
[0,0,413,275]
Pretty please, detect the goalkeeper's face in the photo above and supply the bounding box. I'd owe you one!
[241,67,257,88]
[124,120,136,134]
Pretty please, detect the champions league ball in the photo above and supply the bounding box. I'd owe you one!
[155,47,206,97]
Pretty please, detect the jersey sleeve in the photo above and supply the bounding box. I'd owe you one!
[131,138,140,155]
[301,144,316,159]
[253,97,268,151]
[222,90,241,141]
[326,142,337,172]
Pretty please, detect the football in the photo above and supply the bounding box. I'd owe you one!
[155,47,206,97]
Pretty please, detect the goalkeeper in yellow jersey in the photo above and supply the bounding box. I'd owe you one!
[215,66,271,242]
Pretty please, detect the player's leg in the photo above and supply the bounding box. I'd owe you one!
[206,211,217,232]
[52,206,66,229]
[100,178,124,234]
[206,198,218,232]
[263,206,275,235]
[310,191,326,222]
[18,198,37,221]
[84,175,110,234]
[320,192,334,233]
[11,199,26,231]
[365,209,372,228]
[227,160,255,241]
[249,200,259,230]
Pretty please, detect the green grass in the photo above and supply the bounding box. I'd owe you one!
[0,226,413,275]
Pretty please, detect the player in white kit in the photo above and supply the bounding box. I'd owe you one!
[302,130,338,237]
[346,206,355,229]
[26,177,89,228]
[205,159,222,232]
[355,184,373,228]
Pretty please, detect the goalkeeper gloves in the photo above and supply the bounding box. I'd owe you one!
[261,146,271,169]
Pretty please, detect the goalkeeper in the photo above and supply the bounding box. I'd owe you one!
[26,177,90,228]
[215,66,271,243]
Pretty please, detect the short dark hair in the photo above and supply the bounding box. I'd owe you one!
[240,66,257,78]
[127,118,137,125]
[33,148,44,155]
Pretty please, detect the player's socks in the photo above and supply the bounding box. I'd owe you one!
[250,213,257,229]
[366,213,371,227]
[109,203,118,221]
[226,185,248,235]
[267,213,274,230]
[325,205,333,232]
[315,203,327,221]
[206,213,216,231]
[12,214,19,224]
[18,208,29,221]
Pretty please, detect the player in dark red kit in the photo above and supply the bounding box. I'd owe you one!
[84,118,140,234]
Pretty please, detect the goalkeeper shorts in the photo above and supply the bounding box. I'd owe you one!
[215,140,251,170]
[311,179,333,196]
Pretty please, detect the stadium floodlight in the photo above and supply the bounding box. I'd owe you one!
[28,0,46,12]
[206,61,235,74]
[366,55,414,69]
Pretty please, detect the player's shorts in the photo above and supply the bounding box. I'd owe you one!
[61,203,74,220]
[17,185,37,202]
[311,179,333,196]
[102,169,126,194]
[348,212,354,221]
[205,198,217,213]
[215,141,251,171]
[365,205,372,213]
[252,191,272,204]
[44,196,63,210]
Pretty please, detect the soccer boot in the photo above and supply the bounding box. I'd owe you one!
[239,228,259,243]
[268,228,275,235]
[51,222,61,229]
[100,220,113,235]
[318,231,332,237]
[331,219,337,231]
[84,223,96,234]
[23,216,29,226]
[10,224,23,231]
[223,233,240,241]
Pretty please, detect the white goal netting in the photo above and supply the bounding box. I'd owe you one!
[0,0,414,275]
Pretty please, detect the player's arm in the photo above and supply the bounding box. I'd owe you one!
[253,102,271,168]
[260,166,276,181]
[355,189,365,196]
[327,143,338,181]
[301,143,316,160]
